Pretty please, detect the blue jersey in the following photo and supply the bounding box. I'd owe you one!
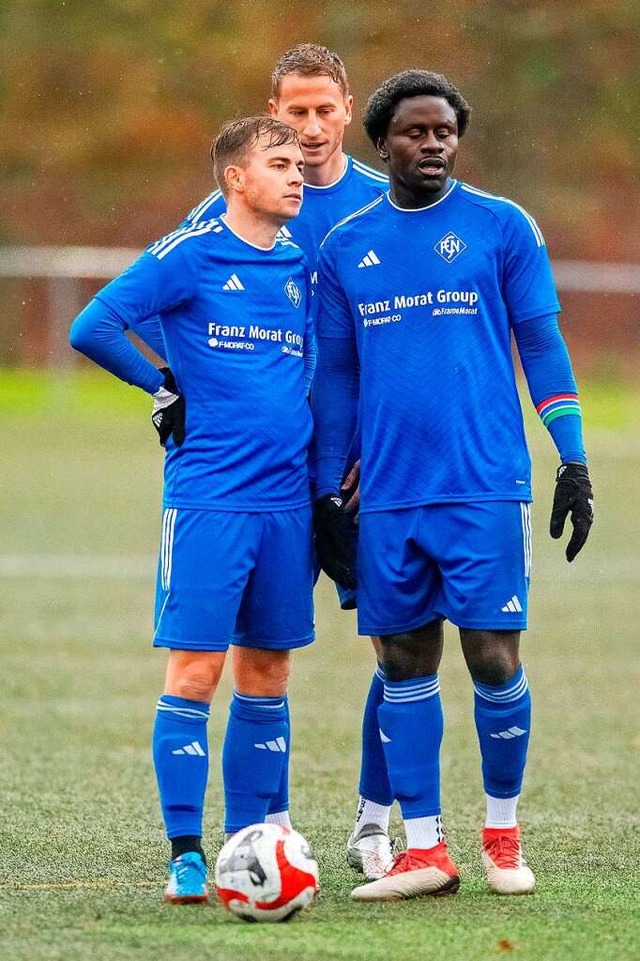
[316,179,562,511]
[185,156,388,279]
[89,217,314,511]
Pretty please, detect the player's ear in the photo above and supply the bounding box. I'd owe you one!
[376,137,389,162]
[267,98,279,119]
[224,164,245,195]
[343,95,354,126]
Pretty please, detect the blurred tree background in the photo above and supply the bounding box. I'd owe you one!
[1,0,638,372]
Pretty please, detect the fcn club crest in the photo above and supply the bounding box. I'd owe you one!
[285,277,302,307]
[434,231,467,263]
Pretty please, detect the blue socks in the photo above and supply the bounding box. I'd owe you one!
[378,674,443,819]
[153,695,210,840]
[267,697,290,817]
[473,664,531,798]
[359,666,394,806]
[222,691,289,834]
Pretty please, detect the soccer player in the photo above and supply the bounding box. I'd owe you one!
[312,70,594,900]
[70,116,316,903]
[139,43,396,880]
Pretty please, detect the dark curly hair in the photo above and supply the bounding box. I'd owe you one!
[364,70,471,144]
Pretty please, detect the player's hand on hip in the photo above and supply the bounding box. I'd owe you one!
[550,463,594,562]
[314,493,357,590]
[152,367,186,447]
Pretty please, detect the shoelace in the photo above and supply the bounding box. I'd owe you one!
[173,856,205,882]
[484,834,522,869]
[387,849,441,875]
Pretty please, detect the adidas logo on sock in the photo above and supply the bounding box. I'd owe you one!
[172,740,206,756]
[254,737,287,752]
[358,249,381,268]
[490,726,528,740]
[222,273,245,290]
[501,595,523,613]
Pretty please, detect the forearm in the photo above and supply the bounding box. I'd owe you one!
[70,297,164,394]
[311,335,360,496]
[128,315,167,360]
[514,313,587,464]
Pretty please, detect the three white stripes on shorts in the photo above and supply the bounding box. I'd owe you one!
[520,503,532,578]
[160,508,177,591]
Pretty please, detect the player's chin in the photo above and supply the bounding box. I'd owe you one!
[281,196,303,216]
[415,173,448,195]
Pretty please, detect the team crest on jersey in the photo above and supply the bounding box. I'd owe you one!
[434,231,467,263]
[284,277,302,308]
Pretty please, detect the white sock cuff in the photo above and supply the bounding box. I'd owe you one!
[485,793,520,828]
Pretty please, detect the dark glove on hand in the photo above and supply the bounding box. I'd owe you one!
[550,463,594,562]
[314,494,357,590]
[152,367,185,447]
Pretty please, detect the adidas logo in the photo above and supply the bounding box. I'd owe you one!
[172,740,206,756]
[501,595,523,613]
[254,737,287,752]
[277,225,293,239]
[223,273,245,291]
[490,726,528,740]
[358,249,381,268]
[379,728,391,743]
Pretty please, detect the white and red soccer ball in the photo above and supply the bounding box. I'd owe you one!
[215,823,319,922]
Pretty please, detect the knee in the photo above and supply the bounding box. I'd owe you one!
[379,625,442,681]
[164,651,224,702]
[467,649,521,686]
[461,630,521,686]
[233,649,290,697]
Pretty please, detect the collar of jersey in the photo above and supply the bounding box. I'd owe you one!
[385,178,458,213]
[302,154,350,193]
[219,214,277,252]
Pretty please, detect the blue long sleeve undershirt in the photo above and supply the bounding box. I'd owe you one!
[69,296,165,395]
[311,334,360,496]
[514,313,586,464]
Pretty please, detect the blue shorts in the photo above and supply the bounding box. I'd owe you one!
[357,502,532,636]
[153,507,315,652]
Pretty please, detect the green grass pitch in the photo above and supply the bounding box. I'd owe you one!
[0,370,638,960]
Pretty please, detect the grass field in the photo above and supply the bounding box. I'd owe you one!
[0,370,638,961]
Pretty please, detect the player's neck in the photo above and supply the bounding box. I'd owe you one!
[222,208,280,250]
[304,151,347,187]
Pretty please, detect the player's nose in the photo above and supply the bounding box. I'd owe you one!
[303,112,322,136]
[420,131,443,151]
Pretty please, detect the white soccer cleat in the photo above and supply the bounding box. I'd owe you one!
[482,826,535,895]
[346,823,398,880]
[351,842,460,901]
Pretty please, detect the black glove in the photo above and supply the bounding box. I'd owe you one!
[151,367,185,447]
[550,463,594,562]
[314,494,357,590]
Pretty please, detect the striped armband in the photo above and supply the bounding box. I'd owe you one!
[535,393,581,427]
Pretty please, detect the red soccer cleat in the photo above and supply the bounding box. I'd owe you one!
[482,825,535,895]
[350,841,460,901]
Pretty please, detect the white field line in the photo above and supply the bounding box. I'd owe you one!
[0,554,637,582]
[1,879,159,892]
[0,555,155,578]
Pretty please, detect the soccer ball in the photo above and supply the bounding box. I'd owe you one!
[215,823,319,922]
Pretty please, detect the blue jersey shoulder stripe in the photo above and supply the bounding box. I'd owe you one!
[149,219,223,261]
[187,189,223,223]
[460,184,545,247]
[351,159,389,184]
[320,194,385,248]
